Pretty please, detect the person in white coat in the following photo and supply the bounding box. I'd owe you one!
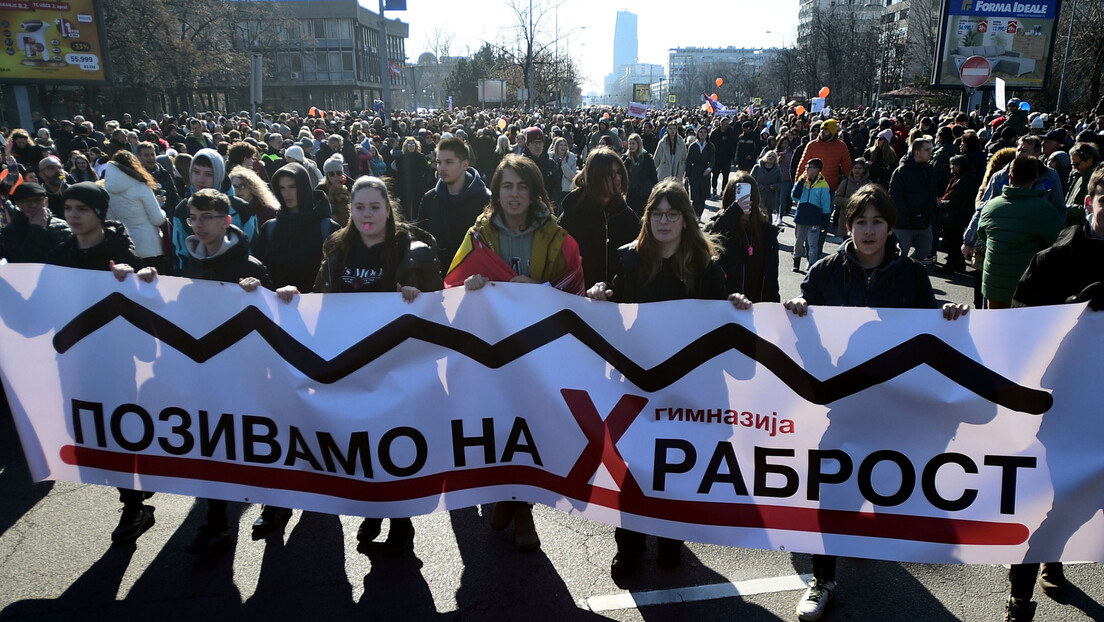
[654,120,688,182]
[103,150,168,273]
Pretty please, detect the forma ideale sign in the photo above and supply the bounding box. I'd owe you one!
[932,0,1062,90]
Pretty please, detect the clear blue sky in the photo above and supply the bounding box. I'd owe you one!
[375,1,801,92]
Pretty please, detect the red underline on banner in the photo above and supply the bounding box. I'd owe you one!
[61,445,1028,546]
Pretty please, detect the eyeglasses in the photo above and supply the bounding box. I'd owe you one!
[649,210,682,223]
[186,213,224,226]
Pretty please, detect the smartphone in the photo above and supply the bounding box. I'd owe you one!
[735,182,751,203]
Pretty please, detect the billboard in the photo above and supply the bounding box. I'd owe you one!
[0,0,110,85]
[633,83,650,102]
[932,0,1062,90]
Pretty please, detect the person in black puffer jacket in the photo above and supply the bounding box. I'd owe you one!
[703,173,780,302]
[586,178,751,580]
[558,147,641,288]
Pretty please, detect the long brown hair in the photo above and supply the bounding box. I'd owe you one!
[634,179,719,292]
[110,150,158,190]
[720,172,766,250]
[575,147,628,205]
[487,154,550,227]
[978,147,1017,205]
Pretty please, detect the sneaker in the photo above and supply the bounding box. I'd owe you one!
[112,505,155,543]
[251,505,292,538]
[795,579,837,621]
[1004,596,1036,622]
[609,552,640,579]
[1039,562,1066,597]
[184,524,234,556]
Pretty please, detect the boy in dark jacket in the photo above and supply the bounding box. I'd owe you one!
[0,182,71,263]
[177,188,271,555]
[1001,166,1104,622]
[46,182,159,544]
[784,184,968,622]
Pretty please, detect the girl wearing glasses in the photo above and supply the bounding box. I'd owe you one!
[586,179,751,579]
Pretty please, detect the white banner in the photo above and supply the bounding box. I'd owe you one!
[996,77,1007,111]
[627,101,647,118]
[1,264,1102,565]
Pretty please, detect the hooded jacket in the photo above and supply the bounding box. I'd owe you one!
[252,162,338,292]
[415,167,490,275]
[171,148,256,269]
[181,224,271,286]
[800,235,938,309]
[103,162,166,259]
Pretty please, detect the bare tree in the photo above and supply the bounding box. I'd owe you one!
[489,0,580,109]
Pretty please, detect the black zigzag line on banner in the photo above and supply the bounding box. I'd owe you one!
[52,292,1052,414]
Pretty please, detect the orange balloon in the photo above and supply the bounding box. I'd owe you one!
[796,105,806,116]
[711,93,718,100]
[716,77,723,87]
[819,86,830,98]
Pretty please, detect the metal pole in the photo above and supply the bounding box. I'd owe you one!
[1055,0,1077,113]
[378,0,392,121]
[527,0,534,111]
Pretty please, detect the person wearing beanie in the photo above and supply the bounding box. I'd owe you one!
[319,153,351,195]
[796,118,851,195]
[47,180,158,545]
[284,144,322,189]
[0,182,72,263]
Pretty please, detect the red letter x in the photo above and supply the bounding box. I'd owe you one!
[560,389,649,505]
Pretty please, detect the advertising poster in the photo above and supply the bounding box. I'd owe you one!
[932,0,1062,90]
[0,0,108,84]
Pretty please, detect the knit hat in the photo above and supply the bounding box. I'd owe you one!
[821,118,838,136]
[1030,115,1045,129]
[323,154,344,173]
[878,129,894,144]
[62,182,110,222]
[284,145,304,163]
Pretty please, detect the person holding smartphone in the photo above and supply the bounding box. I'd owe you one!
[704,172,780,302]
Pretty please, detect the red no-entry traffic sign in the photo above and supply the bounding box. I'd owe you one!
[960,56,992,88]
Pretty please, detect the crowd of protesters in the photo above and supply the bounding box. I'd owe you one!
[3,95,1104,622]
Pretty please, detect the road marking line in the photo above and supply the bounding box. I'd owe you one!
[584,573,812,612]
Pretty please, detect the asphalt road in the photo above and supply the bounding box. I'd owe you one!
[2,199,1101,622]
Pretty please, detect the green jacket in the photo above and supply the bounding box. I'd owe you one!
[977,186,1063,303]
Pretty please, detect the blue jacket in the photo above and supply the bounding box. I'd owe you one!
[791,173,831,225]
